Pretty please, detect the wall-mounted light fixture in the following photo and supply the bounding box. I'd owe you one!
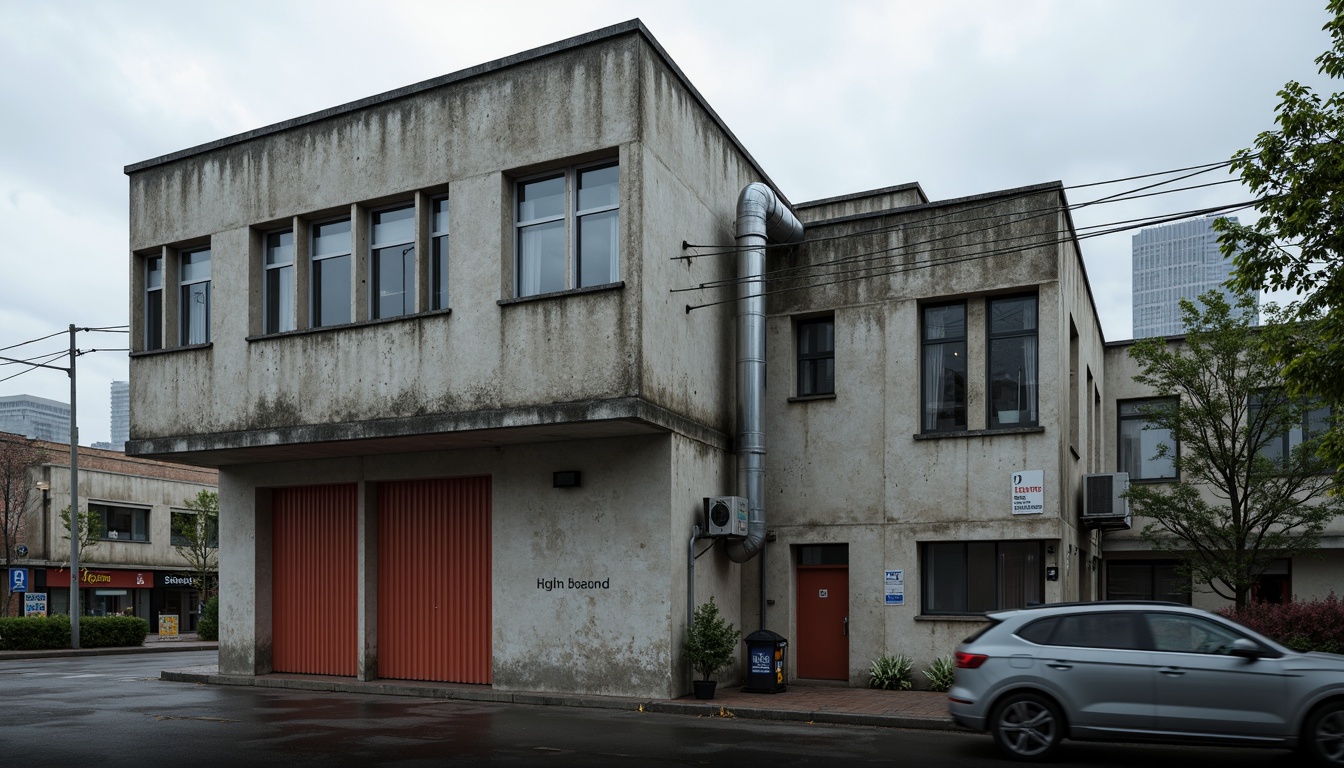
[552,471,581,489]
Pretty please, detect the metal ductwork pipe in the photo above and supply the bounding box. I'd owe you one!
[726,183,803,564]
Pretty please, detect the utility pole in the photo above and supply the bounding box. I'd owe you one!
[68,324,80,649]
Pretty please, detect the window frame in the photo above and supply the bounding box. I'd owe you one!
[369,202,416,320]
[514,158,620,298]
[144,255,164,351]
[170,508,219,548]
[178,246,211,346]
[1105,559,1191,604]
[91,502,151,543]
[920,301,968,432]
[920,540,1044,616]
[1117,397,1179,481]
[1249,390,1332,470]
[263,229,296,335]
[986,294,1038,429]
[796,316,835,397]
[430,195,450,311]
[310,216,353,328]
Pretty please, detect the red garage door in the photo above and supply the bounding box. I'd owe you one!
[272,484,358,676]
[378,477,492,683]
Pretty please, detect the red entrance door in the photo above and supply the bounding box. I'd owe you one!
[796,565,849,680]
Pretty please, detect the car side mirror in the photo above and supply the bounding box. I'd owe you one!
[1227,638,1263,659]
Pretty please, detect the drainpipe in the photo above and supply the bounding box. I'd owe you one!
[726,183,803,575]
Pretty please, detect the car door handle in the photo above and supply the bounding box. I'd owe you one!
[1047,661,1072,670]
[1159,667,1185,676]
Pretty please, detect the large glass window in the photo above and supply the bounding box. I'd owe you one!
[1250,390,1331,469]
[1118,398,1178,480]
[988,295,1037,428]
[516,160,619,297]
[1106,560,1191,604]
[431,196,450,310]
[312,218,352,327]
[179,247,211,345]
[371,204,415,319]
[92,503,150,542]
[264,230,295,334]
[796,317,835,396]
[170,510,219,548]
[921,540,1043,615]
[921,302,966,431]
[145,255,163,351]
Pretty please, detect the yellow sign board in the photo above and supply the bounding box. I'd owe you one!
[158,614,180,641]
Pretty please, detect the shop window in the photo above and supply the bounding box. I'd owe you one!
[92,503,150,543]
[921,540,1043,615]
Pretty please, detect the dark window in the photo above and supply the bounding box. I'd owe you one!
[92,503,149,543]
[921,302,966,431]
[1250,390,1331,469]
[1052,613,1144,650]
[431,196,450,310]
[921,540,1043,615]
[796,317,835,396]
[370,205,415,320]
[1118,398,1178,480]
[170,510,219,548]
[1016,617,1059,645]
[145,256,163,351]
[798,543,849,565]
[987,295,1037,428]
[1106,560,1191,604]
[264,230,295,334]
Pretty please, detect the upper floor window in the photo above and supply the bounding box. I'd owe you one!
[312,218,352,327]
[264,230,295,334]
[92,502,149,542]
[431,196,450,310]
[370,204,415,320]
[515,160,619,297]
[1250,391,1331,469]
[796,317,835,396]
[179,247,211,345]
[921,302,966,431]
[987,294,1037,428]
[171,509,219,548]
[1118,398,1178,480]
[145,256,163,351]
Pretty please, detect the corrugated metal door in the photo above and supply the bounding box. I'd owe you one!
[272,484,358,676]
[378,476,492,683]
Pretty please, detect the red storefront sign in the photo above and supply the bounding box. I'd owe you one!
[45,568,154,589]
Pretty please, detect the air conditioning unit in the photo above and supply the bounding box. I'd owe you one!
[1081,472,1132,530]
[703,496,749,538]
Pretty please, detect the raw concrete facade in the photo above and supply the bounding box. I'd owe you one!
[123,20,1338,696]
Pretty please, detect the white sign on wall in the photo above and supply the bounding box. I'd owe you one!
[884,569,905,606]
[1011,470,1045,515]
[24,592,46,617]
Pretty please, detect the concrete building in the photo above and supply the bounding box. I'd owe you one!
[2,431,218,630]
[122,20,1337,696]
[0,394,71,444]
[1131,216,1258,338]
[111,380,130,449]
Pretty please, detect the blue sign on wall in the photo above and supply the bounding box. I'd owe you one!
[9,568,29,593]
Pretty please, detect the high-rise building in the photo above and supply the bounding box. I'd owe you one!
[1131,216,1258,338]
[0,394,71,443]
[111,380,129,449]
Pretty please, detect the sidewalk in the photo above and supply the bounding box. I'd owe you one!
[0,641,958,732]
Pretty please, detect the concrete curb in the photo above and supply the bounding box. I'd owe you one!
[0,642,218,660]
[161,665,960,732]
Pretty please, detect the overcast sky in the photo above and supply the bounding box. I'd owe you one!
[0,0,1336,445]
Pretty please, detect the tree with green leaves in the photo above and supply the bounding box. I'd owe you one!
[1126,291,1344,608]
[172,490,218,601]
[0,436,41,616]
[59,504,104,566]
[1219,0,1344,485]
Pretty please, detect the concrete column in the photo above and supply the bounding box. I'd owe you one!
[357,480,378,681]
[220,477,272,675]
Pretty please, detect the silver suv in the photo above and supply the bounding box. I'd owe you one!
[947,601,1344,763]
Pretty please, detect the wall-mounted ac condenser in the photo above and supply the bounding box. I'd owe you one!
[1081,472,1132,530]
[703,496,749,537]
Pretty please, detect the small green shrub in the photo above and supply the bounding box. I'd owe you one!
[868,653,913,690]
[197,596,218,641]
[923,655,956,692]
[1220,593,1344,654]
[684,598,741,681]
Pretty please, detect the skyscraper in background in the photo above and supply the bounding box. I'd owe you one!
[111,380,129,449]
[1131,215,1258,338]
[0,393,71,443]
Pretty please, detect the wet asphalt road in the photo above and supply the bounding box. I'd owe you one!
[0,651,1311,767]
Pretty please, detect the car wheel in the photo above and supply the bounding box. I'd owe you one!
[990,692,1064,761]
[1305,701,1344,766]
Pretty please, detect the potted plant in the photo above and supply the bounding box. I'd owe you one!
[684,597,741,699]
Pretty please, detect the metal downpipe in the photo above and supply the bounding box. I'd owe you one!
[725,183,803,565]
